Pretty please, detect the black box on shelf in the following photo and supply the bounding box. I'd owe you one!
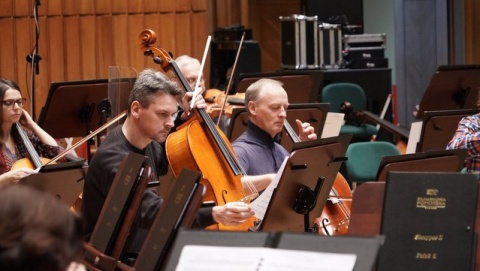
[280,14,318,70]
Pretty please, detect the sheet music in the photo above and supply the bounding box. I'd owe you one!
[406,121,422,154]
[175,245,357,271]
[321,112,345,138]
[249,157,288,222]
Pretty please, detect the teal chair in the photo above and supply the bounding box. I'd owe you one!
[345,141,401,187]
[321,82,377,141]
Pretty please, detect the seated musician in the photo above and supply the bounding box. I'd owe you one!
[175,55,230,133]
[81,69,257,260]
[0,183,84,271]
[0,78,65,184]
[175,56,274,193]
[446,110,480,172]
[232,79,317,177]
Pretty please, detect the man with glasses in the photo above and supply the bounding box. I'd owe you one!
[0,78,64,184]
[82,69,256,261]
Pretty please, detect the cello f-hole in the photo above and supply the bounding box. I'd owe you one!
[321,218,331,236]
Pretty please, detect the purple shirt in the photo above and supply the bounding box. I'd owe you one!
[233,121,289,175]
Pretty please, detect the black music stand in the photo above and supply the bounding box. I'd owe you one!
[116,168,204,271]
[82,152,147,271]
[416,65,480,119]
[259,135,351,233]
[228,103,330,152]
[375,149,467,183]
[38,78,134,161]
[416,109,480,152]
[19,159,86,207]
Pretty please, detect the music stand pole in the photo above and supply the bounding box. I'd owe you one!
[27,0,42,121]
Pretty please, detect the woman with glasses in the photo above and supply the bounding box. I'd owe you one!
[0,78,64,183]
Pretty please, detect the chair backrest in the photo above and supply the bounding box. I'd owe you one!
[345,141,401,183]
[321,82,367,113]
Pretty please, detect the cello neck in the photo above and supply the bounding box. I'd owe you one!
[15,123,44,168]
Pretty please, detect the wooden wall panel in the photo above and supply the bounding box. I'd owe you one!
[144,1,158,13]
[176,0,191,12]
[154,14,177,56]
[112,1,128,14]
[2,1,211,119]
[35,18,49,113]
[45,0,62,16]
[159,1,175,13]
[95,16,115,78]
[193,0,208,12]
[14,18,33,98]
[0,20,15,79]
[64,17,81,81]
[175,13,192,56]
[63,1,77,15]
[95,0,112,15]
[112,15,131,68]
[46,17,65,82]
[79,0,95,15]
[80,16,97,79]
[129,15,147,72]
[14,1,32,17]
[0,0,13,17]
[128,1,143,13]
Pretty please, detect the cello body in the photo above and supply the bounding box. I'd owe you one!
[316,173,352,235]
[166,113,256,231]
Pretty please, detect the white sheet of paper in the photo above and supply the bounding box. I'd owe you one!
[249,157,288,221]
[406,121,422,154]
[322,112,345,138]
[175,245,357,271]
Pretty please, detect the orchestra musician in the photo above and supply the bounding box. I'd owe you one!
[174,56,275,194]
[175,54,230,133]
[446,110,480,172]
[232,78,317,176]
[0,78,64,184]
[81,69,256,260]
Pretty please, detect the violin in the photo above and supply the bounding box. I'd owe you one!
[11,122,53,170]
[138,29,257,231]
[283,119,352,235]
[204,89,245,119]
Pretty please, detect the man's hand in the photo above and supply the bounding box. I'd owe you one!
[212,201,255,226]
[296,119,317,141]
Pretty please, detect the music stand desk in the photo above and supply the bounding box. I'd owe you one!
[19,160,86,207]
[416,65,480,119]
[259,135,350,232]
[416,109,480,152]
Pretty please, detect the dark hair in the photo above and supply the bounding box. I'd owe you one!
[0,183,83,271]
[0,79,22,139]
[127,69,182,116]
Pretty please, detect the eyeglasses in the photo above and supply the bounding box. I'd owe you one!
[2,98,26,109]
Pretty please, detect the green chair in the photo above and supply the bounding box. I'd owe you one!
[321,82,377,141]
[345,141,401,186]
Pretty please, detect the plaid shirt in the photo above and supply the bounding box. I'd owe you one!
[446,113,480,172]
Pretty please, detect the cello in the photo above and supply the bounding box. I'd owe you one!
[11,122,54,170]
[283,119,352,235]
[138,29,257,231]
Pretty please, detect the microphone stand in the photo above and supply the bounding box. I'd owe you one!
[26,0,42,121]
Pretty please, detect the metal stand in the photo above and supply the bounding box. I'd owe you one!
[26,0,42,121]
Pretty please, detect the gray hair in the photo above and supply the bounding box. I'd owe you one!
[175,55,200,69]
[128,69,182,115]
[244,79,284,113]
